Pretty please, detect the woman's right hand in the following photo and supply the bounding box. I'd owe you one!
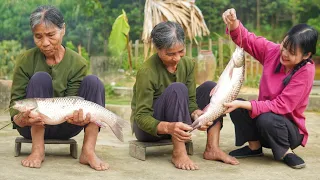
[222,8,239,30]
[158,122,193,142]
[14,111,44,127]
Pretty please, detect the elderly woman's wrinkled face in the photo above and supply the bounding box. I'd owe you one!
[33,23,65,57]
[157,43,185,68]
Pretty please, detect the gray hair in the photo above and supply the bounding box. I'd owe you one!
[30,5,64,30]
[151,21,185,49]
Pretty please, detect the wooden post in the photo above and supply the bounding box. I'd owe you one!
[218,37,223,73]
[104,40,108,55]
[250,56,254,78]
[126,36,132,71]
[187,42,192,57]
[229,39,234,56]
[208,38,212,51]
[78,44,82,56]
[144,42,150,61]
[244,59,248,82]
[256,61,260,77]
[244,55,248,82]
[134,40,139,67]
[197,41,201,55]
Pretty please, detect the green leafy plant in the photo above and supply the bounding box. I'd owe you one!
[108,9,132,70]
[0,40,26,79]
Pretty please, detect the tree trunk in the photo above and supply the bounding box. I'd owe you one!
[292,13,297,25]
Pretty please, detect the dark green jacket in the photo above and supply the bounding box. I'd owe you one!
[9,47,88,122]
[130,53,198,136]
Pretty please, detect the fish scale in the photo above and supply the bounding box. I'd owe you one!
[12,97,126,142]
[191,46,245,129]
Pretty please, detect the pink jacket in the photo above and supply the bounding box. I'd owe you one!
[228,22,315,146]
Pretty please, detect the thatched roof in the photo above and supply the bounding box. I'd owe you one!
[142,0,210,58]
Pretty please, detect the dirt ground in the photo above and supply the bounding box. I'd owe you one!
[1,111,320,180]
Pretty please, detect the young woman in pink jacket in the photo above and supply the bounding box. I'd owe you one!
[222,8,318,169]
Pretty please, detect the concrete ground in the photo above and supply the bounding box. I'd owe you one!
[1,110,320,180]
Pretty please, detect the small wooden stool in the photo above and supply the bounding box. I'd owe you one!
[129,139,193,161]
[14,137,78,159]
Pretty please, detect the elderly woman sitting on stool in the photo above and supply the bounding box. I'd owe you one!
[130,21,239,171]
[9,5,108,170]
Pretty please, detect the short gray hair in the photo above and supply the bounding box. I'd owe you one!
[30,5,64,30]
[151,21,185,49]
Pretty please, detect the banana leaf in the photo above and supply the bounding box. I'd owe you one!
[108,9,130,57]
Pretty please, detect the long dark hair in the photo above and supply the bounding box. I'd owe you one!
[275,24,318,86]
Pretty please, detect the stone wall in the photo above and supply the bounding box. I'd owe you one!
[0,80,12,109]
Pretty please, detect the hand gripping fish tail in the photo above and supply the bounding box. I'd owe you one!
[191,46,245,131]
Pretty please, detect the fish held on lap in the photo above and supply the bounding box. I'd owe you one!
[12,96,127,142]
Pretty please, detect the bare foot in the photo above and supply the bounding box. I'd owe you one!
[21,151,45,168]
[203,148,239,165]
[172,152,199,170]
[79,150,109,171]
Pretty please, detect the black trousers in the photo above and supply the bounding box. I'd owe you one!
[16,72,105,140]
[133,81,223,142]
[229,99,303,160]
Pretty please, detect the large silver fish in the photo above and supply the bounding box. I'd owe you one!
[192,46,245,129]
[12,96,126,142]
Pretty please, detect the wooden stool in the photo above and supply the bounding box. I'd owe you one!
[14,137,78,159]
[129,139,193,161]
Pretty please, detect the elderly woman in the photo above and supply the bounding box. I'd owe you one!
[131,21,239,170]
[9,5,107,170]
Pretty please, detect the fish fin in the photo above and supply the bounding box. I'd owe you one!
[202,104,210,113]
[38,113,58,125]
[99,116,128,142]
[94,120,106,128]
[68,96,85,100]
[110,122,124,142]
[229,68,233,79]
[209,87,215,96]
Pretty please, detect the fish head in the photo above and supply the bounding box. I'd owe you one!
[232,46,245,68]
[12,99,38,112]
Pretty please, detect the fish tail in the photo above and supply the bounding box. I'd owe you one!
[191,119,201,129]
[110,120,124,142]
[117,116,130,128]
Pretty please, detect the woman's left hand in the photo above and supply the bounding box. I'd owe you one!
[65,109,91,126]
[224,100,251,113]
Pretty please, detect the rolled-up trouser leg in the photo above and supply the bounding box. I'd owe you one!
[134,82,191,142]
[196,81,223,131]
[255,112,303,160]
[229,99,260,146]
